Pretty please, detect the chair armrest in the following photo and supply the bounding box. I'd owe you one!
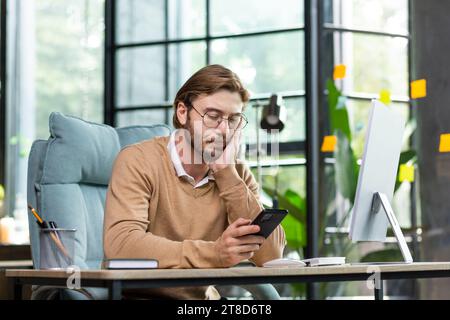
[215,261,281,300]
[236,284,281,300]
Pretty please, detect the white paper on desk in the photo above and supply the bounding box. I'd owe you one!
[262,258,306,268]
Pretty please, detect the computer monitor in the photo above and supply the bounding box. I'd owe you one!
[349,100,413,263]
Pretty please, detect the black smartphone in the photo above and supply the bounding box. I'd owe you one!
[250,209,288,238]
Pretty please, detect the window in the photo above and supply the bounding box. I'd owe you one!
[0,0,416,298]
[2,0,104,243]
[107,0,308,227]
[319,0,413,298]
[107,4,307,299]
[0,0,6,197]
[106,1,415,298]
[107,0,306,150]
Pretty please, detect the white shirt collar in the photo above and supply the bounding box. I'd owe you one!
[167,130,215,188]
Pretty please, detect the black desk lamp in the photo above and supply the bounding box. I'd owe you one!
[260,94,286,131]
[254,94,286,208]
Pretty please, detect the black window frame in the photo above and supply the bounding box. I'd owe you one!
[0,0,414,299]
[104,0,306,155]
[318,0,415,243]
[103,0,414,299]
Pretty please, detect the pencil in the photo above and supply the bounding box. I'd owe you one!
[27,204,44,226]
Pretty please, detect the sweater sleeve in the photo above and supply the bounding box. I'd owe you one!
[213,163,287,266]
[103,145,223,269]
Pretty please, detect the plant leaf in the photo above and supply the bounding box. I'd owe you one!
[262,187,307,248]
[281,213,307,249]
[334,130,359,201]
[289,283,306,298]
[262,187,306,224]
[360,248,404,262]
[327,79,352,141]
[284,189,306,217]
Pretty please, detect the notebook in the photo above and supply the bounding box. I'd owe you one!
[301,257,346,267]
[104,259,159,269]
[262,257,346,268]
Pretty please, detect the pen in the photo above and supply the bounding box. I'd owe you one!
[49,221,60,241]
[48,220,67,266]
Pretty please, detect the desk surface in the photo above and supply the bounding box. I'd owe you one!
[6,262,450,280]
[0,260,33,269]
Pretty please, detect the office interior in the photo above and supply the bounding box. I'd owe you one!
[0,0,449,300]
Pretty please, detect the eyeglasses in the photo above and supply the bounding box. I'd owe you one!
[189,105,248,129]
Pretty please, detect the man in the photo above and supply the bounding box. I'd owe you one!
[103,64,286,299]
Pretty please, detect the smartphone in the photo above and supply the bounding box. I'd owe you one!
[250,209,288,238]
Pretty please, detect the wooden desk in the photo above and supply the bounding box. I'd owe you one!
[6,262,450,300]
[0,260,33,300]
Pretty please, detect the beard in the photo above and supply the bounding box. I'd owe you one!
[182,115,229,164]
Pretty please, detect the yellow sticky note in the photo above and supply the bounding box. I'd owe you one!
[321,135,337,152]
[333,64,346,80]
[439,133,450,153]
[411,79,427,99]
[399,164,414,182]
[379,89,391,105]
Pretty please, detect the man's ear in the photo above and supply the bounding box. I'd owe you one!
[176,102,188,126]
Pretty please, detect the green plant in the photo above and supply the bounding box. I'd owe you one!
[261,187,307,298]
[318,79,418,296]
[326,78,417,266]
[259,79,417,298]
[0,184,4,201]
[262,187,307,252]
[327,78,417,200]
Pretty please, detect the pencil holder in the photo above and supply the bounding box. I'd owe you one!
[39,228,76,270]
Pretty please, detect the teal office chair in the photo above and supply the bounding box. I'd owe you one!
[27,112,280,300]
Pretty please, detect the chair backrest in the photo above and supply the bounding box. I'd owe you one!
[27,112,171,269]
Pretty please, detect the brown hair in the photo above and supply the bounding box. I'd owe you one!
[172,64,250,128]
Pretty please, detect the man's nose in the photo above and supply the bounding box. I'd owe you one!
[217,118,230,136]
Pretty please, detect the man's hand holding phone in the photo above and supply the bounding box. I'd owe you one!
[215,218,265,267]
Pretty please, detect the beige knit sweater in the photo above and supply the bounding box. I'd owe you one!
[103,135,286,299]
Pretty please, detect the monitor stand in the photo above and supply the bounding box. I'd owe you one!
[369,192,413,264]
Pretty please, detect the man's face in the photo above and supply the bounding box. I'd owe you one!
[177,90,244,164]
